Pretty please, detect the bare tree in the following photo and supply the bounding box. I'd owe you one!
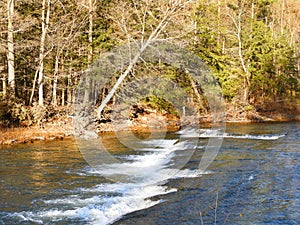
[0,1,7,98]
[96,0,195,118]
[37,0,50,106]
[226,2,251,103]
[49,1,91,106]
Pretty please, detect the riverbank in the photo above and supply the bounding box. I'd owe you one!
[0,116,74,145]
[1,101,300,146]
[226,100,300,123]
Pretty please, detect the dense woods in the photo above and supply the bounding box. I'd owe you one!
[0,0,299,127]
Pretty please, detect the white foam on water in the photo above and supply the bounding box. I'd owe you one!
[178,127,286,140]
[248,175,254,181]
[43,195,104,205]
[42,183,175,225]
[4,212,43,224]
[141,139,178,148]
[172,169,215,179]
[84,139,196,183]
[8,182,176,225]
[224,133,286,140]
[8,138,201,225]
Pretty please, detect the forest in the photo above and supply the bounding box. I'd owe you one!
[0,0,299,128]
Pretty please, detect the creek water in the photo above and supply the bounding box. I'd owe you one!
[0,122,299,224]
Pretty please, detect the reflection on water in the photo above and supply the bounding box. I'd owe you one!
[0,122,299,224]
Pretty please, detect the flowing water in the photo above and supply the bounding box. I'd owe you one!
[0,122,299,224]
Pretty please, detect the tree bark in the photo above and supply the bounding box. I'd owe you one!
[61,87,65,106]
[38,0,50,106]
[52,53,59,106]
[67,70,72,106]
[7,0,15,96]
[2,74,7,99]
[88,0,93,65]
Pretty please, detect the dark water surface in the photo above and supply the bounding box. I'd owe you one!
[1,123,299,224]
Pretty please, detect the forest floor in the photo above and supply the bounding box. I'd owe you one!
[1,100,300,146]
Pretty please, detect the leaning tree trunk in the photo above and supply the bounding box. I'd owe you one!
[96,1,186,118]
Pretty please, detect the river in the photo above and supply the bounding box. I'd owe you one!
[0,122,299,224]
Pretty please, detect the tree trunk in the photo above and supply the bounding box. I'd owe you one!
[52,53,59,106]
[84,0,93,104]
[52,75,58,106]
[88,0,93,65]
[29,69,39,105]
[7,0,15,96]
[38,0,50,106]
[61,87,65,106]
[67,69,72,106]
[2,74,7,99]
[217,0,221,46]
[237,12,250,103]
[280,0,285,35]
[227,7,251,103]
[243,75,251,103]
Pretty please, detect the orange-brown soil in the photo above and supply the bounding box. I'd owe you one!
[0,116,74,145]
